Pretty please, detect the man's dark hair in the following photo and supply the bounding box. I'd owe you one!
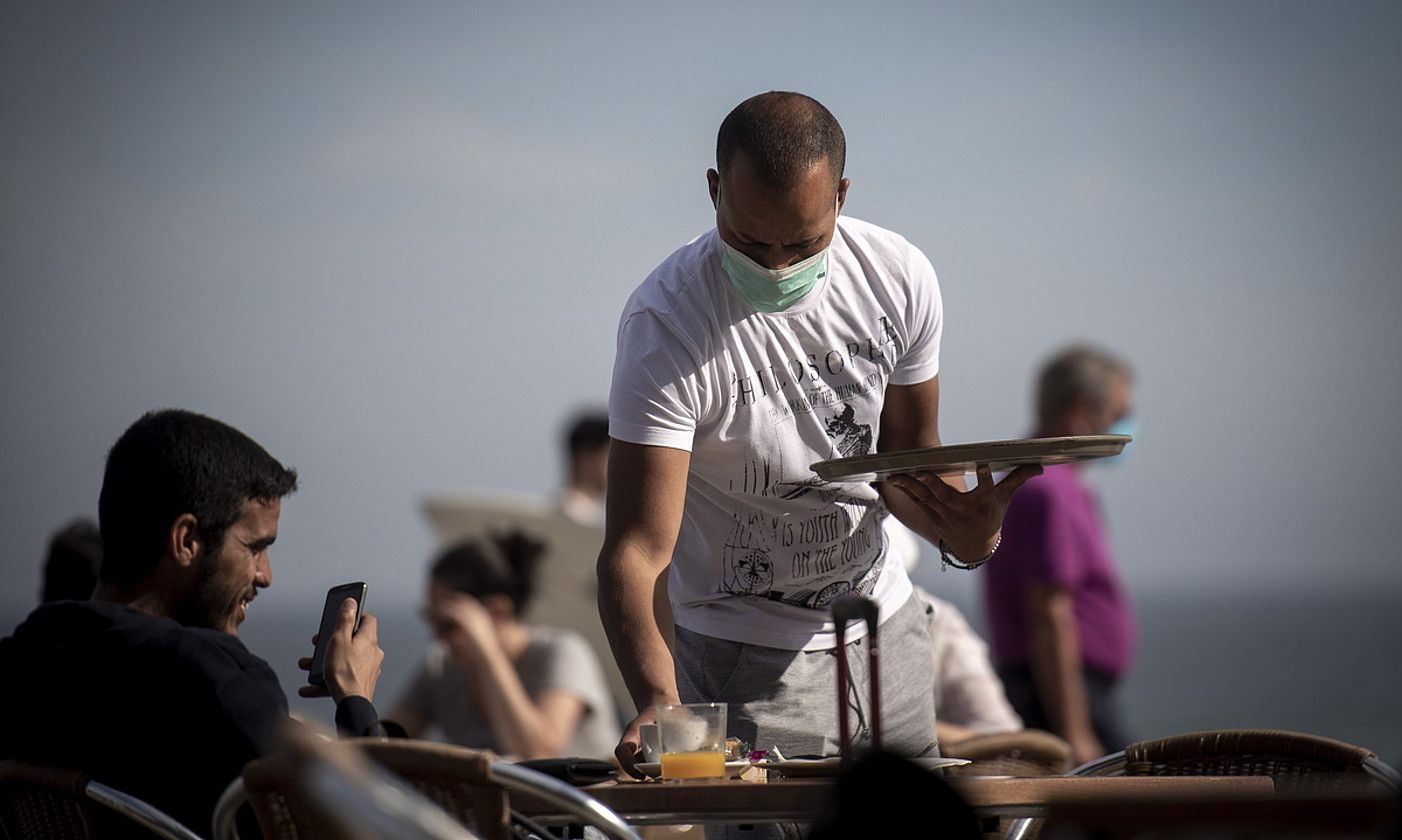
[430,531,546,614]
[809,751,980,840]
[97,409,298,586]
[41,517,102,602]
[716,91,846,191]
[564,412,610,459]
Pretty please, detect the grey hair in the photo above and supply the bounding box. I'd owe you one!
[1036,344,1133,428]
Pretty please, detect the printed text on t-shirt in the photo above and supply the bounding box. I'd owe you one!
[728,315,898,410]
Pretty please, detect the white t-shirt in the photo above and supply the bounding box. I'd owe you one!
[918,589,1023,735]
[609,216,943,651]
[394,627,622,760]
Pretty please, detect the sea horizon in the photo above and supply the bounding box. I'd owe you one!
[3,586,1398,768]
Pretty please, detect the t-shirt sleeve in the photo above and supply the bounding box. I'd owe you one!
[608,310,704,451]
[889,240,943,386]
[998,484,1080,588]
[532,632,611,717]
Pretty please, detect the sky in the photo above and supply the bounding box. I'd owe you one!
[3,1,1400,627]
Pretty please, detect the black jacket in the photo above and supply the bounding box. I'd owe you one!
[0,600,379,835]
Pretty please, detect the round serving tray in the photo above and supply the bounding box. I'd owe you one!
[810,435,1131,481]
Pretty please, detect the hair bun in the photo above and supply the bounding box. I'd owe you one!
[492,529,545,591]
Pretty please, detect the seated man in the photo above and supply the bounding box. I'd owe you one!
[921,590,1023,744]
[0,409,387,836]
[887,519,1022,744]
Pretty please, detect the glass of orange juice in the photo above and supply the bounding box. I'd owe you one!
[657,702,727,781]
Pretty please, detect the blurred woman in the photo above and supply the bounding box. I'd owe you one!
[388,532,620,759]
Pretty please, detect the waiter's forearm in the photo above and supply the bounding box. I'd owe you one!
[598,542,680,714]
[877,376,947,546]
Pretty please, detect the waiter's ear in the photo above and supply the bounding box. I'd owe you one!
[837,177,850,213]
[707,168,721,209]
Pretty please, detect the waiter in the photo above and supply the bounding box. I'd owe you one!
[598,91,1040,773]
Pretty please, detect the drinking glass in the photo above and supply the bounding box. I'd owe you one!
[656,702,727,780]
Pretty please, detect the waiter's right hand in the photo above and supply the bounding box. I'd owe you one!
[615,706,660,779]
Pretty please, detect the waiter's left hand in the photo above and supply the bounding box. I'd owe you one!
[886,463,1041,561]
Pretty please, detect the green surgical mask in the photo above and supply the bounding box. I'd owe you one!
[720,241,828,313]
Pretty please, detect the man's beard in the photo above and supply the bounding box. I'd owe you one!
[172,546,245,634]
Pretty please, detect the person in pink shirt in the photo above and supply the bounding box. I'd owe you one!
[983,345,1138,767]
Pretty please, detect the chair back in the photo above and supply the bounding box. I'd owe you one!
[235,734,487,840]
[238,740,639,840]
[0,761,98,840]
[942,730,1072,777]
[350,740,508,840]
[1119,729,1397,793]
[1,761,204,840]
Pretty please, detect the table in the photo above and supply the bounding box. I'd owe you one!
[1043,794,1395,839]
[514,774,1278,826]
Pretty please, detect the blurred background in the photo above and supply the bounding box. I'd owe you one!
[3,1,1399,762]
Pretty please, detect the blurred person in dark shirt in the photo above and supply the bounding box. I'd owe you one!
[558,411,610,527]
[40,517,102,603]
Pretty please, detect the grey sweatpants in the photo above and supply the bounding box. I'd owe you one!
[674,592,938,759]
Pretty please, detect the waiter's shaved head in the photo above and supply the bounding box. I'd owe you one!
[716,91,846,191]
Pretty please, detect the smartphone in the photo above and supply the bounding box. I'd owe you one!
[307,581,368,687]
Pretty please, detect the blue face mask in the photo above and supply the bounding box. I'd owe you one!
[1100,415,1136,466]
[720,241,828,313]
[1106,415,1136,440]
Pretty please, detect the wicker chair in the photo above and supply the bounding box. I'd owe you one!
[216,738,639,840]
[1005,729,1401,840]
[1073,729,1400,793]
[0,761,204,840]
[941,730,1073,777]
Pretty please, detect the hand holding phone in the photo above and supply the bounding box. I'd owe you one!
[305,582,367,689]
[299,581,383,703]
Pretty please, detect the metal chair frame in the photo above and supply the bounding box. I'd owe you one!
[487,762,638,840]
[83,782,207,840]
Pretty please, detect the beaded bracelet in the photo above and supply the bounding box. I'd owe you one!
[938,531,1002,571]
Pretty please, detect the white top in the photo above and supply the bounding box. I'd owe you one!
[394,627,622,760]
[556,488,605,528]
[917,589,1023,735]
[609,216,943,650]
